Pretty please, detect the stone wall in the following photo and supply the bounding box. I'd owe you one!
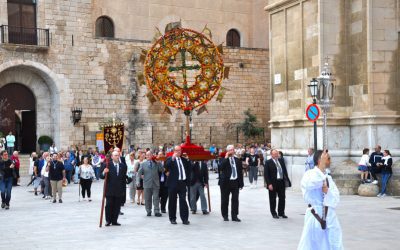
[0,0,270,150]
[92,0,269,49]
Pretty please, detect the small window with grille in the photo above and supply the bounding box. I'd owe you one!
[95,16,114,38]
[226,29,240,47]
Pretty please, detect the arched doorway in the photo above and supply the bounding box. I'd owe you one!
[0,83,36,153]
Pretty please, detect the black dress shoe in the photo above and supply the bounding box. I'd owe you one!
[183,221,190,225]
[147,212,151,216]
[119,212,124,215]
[280,215,288,219]
[170,220,177,225]
[232,217,241,222]
[161,210,166,213]
[112,222,121,226]
[272,214,279,219]
[223,217,229,221]
[105,222,111,227]
[155,213,162,217]
[203,211,209,215]
[192,211,196,214]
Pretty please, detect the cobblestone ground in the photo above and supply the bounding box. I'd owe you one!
[1,173,399,250]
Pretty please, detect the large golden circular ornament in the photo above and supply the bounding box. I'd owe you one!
[144,28,224,111]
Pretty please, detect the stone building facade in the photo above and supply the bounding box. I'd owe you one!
[0,0,270,152]
[266,0,400,193]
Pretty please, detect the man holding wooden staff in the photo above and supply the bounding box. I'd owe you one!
[100,151,127,226]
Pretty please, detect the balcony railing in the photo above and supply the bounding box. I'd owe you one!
[0,25,49,47]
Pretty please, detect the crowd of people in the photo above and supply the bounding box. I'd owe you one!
[0,138,396,249]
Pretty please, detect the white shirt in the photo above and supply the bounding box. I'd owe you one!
[41,160,49,177]
[176,157,186,180]
[358,154,370,166]
[230,157,238,180]
[274,159,282,179]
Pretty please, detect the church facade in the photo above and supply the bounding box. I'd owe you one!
[266,0,399,191]
[0,0,270,152]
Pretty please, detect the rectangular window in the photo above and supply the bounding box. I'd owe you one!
[7,0,37,45]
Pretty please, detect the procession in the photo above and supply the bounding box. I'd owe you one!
[0,1,399,250]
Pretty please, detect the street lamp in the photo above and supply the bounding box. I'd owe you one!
[71,107,82,125]
[308,78,319,153]
[71,107,85,144]
[316,60,335,149]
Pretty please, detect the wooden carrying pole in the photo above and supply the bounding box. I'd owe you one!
[99,158,109,227]
[207,185,211,212]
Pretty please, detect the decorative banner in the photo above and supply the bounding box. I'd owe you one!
[223,66,230,79]
[144,28,224,111]
[146,92,157,104]
[196,105,208,115]
[96,132,104,152]
[201,24,212,39]
[163,106,172,115]
[103,123,124,153]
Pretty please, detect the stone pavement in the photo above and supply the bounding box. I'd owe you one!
[1,173,399,250]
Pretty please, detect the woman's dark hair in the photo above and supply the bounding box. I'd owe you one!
[363,148,369,155]
[313,150,323,166]
[384,150,391,156]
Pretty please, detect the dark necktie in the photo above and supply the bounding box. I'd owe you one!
[178,158,183,180]
[275,160,283,179]
[230,157,237,179]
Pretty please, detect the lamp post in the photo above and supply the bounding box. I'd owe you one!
[71,107,85,144]
[316,60,335,149]
[308,78,319,153]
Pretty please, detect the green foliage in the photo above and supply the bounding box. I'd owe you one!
[239,109,264,139]
[38,135,53,145]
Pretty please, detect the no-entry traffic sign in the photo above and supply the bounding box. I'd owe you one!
[306,104,320,122]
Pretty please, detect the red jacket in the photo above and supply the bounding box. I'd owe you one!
[11,155,20,170]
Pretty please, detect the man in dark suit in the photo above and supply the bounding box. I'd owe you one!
[264,149,291,219]
[219,145,244,222]
[189,160,209,215]
[157,152,168,214]
[165,146,191,225]
[100,151,127,226]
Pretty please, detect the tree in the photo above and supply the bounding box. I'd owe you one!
[0,98,11,130]
[238,109,264,140]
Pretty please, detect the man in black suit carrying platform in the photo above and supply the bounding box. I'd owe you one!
[100,151,128,226]
[264,149,291,219]
[219,144,244,222]
[165,146,191,225]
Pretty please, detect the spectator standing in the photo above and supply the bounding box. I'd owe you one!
[305,148,315,171]
[358,148,370,184]
[125,151,137,203]
[64,152,74,184]
[79,157,95,201]
[10,151,20,186]
[6,132,15,156]
[49,143,58,154]
[49,153,66,203]
[377,150,393,197]
[190,160,209,215]
[92,151,102,181]
[246,146,260,188]
[0,150,15,209]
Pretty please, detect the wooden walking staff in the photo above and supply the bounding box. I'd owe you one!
[99,157,109,228]
[207,185,211,212]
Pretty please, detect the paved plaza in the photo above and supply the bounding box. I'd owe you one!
[1,173,399,250]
